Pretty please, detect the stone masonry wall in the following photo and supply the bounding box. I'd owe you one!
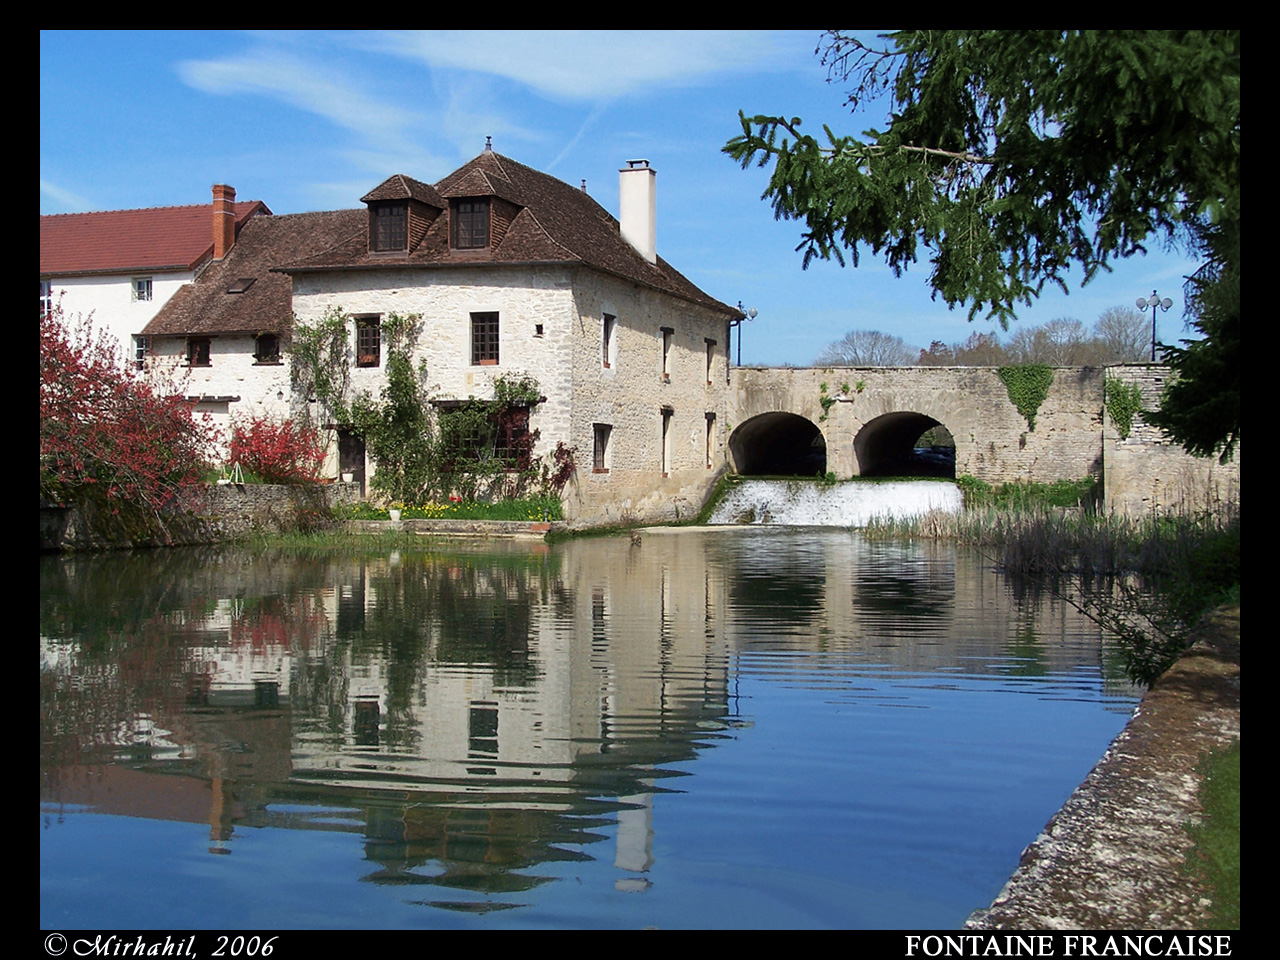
[40,482,362,552]
[1102,364,1240,517]
[732,365,1106,485]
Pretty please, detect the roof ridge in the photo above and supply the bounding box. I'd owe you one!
[41,199,266,218]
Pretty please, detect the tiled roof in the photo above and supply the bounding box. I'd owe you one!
[282,151,739,317]
[360,173,445,207]
[142,209,365,337]
[40,200,270,276]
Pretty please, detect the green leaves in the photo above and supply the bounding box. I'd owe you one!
[725,31,1240,328]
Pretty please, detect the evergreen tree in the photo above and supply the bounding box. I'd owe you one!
[726,30,1239,458]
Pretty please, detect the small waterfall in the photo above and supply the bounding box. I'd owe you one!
[708,479,963,527]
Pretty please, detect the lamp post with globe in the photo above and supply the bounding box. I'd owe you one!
[1136,290,1173,362]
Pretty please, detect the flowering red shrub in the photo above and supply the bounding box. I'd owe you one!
[40,304,217,512]
[229,415,327,485]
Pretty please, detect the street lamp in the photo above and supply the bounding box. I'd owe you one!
[1136,290,1173,362]
[731,301,758,367]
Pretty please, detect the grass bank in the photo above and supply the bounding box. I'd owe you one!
[1186,739,1240,928]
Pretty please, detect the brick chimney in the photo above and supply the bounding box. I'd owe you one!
[212,184,237,260]
[619,160,656,264]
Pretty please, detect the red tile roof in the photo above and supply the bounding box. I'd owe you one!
[40,198,271,277]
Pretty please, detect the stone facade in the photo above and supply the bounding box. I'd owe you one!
[39,482,362,552]
[729,363,1239,515]
[732,365,1107,484]
[290,264,732,527]
[1101,365,1240,517]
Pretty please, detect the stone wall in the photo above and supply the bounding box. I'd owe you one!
[732,365,1106,485]
[1102,365,1240,517]
[40,482,362,552]
[729,364,1240,517]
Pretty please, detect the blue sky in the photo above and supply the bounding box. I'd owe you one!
[40,30,1201,366]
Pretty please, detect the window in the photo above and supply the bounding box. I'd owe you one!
[468,702,499,757]
[471,312,499,365]
[372,203,407,252]
[132,277,153,302]
[661,327,674,381]
[705,412,716,468]
[40,280,52,317]
[661,407,674,477]
[254,333,281,364]
[356,317,380,367]
[593,423,611,473]
[439,403,531,467]
[354,699,380,747]
[494,406,531,464]
[705,338,717,384]
[187,337,211,367]
[602,314,616,369]
[453,199,490,249]
[133,335,149,371]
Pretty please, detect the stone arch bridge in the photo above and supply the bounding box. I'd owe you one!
[729,365,1109,486]
[721,364,1245,522]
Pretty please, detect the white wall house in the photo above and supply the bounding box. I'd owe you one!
[141,150,743,523]
[278,149,742,525]
[142,208,364,456]
[40,186,271,373]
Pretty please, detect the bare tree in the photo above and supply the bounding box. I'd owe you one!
[815,329,919,366]
[917,331,1008,366]
[1093,306,1151,362]
[1005,317,1094,365]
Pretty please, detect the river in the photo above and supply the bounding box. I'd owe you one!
[39,528,1139,929]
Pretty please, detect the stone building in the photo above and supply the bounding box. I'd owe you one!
[144,148,743,524]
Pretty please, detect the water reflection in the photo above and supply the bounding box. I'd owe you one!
[40,531,1138,928]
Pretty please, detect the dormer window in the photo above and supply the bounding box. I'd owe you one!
[372,203,408,252]
[452,199,490,249]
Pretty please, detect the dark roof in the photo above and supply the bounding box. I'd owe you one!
[40,199,270,276]
[281,151,739,318]
[142,209,365,337]
[360,173,445,207]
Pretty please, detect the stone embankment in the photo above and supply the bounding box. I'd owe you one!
[39,482,363,551]
[966,606,1240,930]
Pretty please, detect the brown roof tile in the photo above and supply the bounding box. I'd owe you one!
[40,199,270,276]
[360,174,445,208]
[281,152,738,317]
[142,209,365,337]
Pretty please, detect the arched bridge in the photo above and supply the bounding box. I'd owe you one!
[728,366,1108,485]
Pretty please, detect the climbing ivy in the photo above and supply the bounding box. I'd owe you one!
[818,382,835,422]
[997,364,1054,432]
[1105,377,1146,440]
[290,306,355,425]
[818,379,865,422]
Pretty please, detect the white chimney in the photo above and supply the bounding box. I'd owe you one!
[619,160,656,264]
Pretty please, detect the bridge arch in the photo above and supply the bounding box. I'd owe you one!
[729,412,826,476]
[853,411,956,478]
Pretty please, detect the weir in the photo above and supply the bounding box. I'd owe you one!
[708,479,963,527]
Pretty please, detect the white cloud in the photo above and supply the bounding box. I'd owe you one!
[368,31,798,101]
[40,179,93,212]
[176,49,419,145]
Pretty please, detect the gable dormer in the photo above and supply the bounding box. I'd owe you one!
[360,175,444,255]
[437,154,524,255]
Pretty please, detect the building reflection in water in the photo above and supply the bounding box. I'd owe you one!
[39,531,1126,904]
